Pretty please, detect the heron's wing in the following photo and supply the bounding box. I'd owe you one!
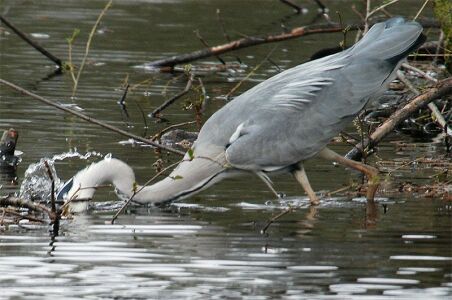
[225,19,423,171]
[224,59,387,171]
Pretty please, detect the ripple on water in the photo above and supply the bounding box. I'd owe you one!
[390,255,452,261]
[357,277,420,285]
[329,283,403,294]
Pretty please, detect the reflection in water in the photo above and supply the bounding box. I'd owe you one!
[1,196,450,299]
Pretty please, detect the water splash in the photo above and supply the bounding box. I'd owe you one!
[19,149,105,202]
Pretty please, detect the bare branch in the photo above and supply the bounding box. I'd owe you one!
[150,73,194,118]
[0,78,185,156]
[346,78,452,160]
[0,15,62,68]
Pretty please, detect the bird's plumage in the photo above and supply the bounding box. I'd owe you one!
[60,18,424,210]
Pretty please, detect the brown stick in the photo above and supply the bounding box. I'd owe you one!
[145,18,439,69]
[0,195,56,222]
[0,78,185,156]
[0,207,45,223]
[261,207,294,234]
[146,23,344,68]
[0,15,62,67]
[396,70,451,136]
[346,78,452,160]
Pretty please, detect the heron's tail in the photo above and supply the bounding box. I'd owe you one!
[351,17,425,64]
[133,153,228,205]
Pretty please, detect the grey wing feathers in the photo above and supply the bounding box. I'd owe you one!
[224,18,424,171]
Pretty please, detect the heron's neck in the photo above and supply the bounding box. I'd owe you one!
[70,158,136,200]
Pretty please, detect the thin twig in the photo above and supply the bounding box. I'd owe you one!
[326,185,353,197]
[413,0,430,21]
[312,0,327,12]
[261,207,294,234]
[279,0,304,14]
[111,159,183,224]
[72,0,112,97]
[366,0,399,21]
[226,46,278,98]
[150,73,194,118]
[0,15,63,68]
[363,0,371,34]
[433,31,444,65]
[66,29,80,86]
[0,78,185,155]
[194,30,225,65]
[401,63,438,83]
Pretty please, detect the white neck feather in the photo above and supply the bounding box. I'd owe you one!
[66,158,137,211]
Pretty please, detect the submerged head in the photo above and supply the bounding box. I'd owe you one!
[57,157,136,213]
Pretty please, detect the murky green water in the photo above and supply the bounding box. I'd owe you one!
[0,0,450,299]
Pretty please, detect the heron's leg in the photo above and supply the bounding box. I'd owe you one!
[318,147,379,202]
[292,164,320,205]
[256,171,281,199]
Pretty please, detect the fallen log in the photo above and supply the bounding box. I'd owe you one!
[146,23,343,68]
[346,77,452,161]
[145,19,439,69]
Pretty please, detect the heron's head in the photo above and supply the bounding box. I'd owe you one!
[57,176,92,214]
[56,158,136,214]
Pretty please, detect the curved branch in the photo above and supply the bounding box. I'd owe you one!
[346,78,452,160]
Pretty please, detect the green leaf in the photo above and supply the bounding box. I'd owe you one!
[187,148,194,160]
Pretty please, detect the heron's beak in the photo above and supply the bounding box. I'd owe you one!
[56,177,74,200]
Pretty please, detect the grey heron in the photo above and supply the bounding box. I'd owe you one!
[58,18,425,212]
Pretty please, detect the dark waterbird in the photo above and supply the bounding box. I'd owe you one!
[57,18,425,212]
[0,128,20,169]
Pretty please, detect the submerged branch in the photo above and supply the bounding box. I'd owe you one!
[0,78,185,156]
[346,77,452,160]
[0,15,63,68]
[0,195,57,223]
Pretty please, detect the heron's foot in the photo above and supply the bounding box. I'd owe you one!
[366,172,380,203]
[309,195,320,206]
